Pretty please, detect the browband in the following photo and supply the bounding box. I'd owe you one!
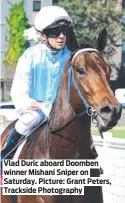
[71,48,99,62]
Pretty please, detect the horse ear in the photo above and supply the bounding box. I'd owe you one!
[97,28,108,52]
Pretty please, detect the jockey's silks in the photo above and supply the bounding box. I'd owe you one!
[11,42,71,114]
[29,43,70,103]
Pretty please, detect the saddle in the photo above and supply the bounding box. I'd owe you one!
[1,119,48,159]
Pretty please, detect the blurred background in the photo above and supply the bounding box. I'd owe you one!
[0,0,125,203]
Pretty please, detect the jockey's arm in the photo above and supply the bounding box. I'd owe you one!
[11,49,36,115]
[11,48,52,117]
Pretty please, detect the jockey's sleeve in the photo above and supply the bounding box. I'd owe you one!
[11,49,35,115]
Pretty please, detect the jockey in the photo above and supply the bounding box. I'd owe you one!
[0,6,98,163]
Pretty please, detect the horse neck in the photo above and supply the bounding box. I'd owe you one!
[49,63,75,129]
[50,61,90,136]
[49,63,90,158]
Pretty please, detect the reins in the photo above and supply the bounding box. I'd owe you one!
[48,110,89,134]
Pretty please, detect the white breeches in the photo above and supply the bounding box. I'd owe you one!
[15,109,46,135]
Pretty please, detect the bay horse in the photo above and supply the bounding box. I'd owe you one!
[1,28,121,203]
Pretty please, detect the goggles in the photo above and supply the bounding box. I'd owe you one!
[44,26,70,38]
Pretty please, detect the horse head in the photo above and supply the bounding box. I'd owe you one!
[69,28,122,133]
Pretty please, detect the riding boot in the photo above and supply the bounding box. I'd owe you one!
[0,129,23,160]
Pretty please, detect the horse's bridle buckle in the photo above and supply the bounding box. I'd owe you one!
[87,106,94,116]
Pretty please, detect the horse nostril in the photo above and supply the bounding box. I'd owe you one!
[100,106,112,116]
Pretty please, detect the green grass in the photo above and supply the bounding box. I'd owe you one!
[92,127,125,139]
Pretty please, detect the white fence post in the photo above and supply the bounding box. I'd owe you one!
[102,132,112,203]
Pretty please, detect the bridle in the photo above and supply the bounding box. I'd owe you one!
[46,48,103,159]
[49,48,100,134]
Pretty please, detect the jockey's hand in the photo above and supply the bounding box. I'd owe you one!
[31,101,52,117]
[31,101,42,110]
[40,103,52,117]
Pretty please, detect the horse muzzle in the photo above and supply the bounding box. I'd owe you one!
[95,104,122,132]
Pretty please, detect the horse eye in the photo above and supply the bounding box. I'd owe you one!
[76,67,86,75]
